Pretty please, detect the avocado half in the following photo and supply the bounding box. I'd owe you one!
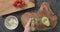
[30,18,39,31]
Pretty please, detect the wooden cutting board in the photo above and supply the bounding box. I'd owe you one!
[21,2,57,31]
[0,0,35,16]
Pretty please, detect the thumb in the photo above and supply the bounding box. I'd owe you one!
[25,18,33,27]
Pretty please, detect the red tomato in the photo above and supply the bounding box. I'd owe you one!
[21,2,25,5]
[18,0,22,3]
[17,3,22,7]
[13,0,25,7]
[14,0,18,2]
[13,2,17,6]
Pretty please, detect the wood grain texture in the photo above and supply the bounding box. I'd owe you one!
[0,0,35,16]
[21,2,57,31]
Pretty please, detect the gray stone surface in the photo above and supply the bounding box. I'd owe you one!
[0,0,60,32]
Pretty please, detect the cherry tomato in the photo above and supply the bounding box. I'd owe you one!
[17,3,22,7]
[18,0,22,3]
[21,2,25,5]
[13,0,25,7]
[13,2,17,6]
[15,0,18,2]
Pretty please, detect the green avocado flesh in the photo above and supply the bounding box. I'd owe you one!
[30,19,38,31]
[42,16,50,27]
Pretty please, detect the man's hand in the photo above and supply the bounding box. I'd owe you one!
[24,18,33,32]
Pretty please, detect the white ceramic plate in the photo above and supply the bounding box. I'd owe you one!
[4,16,19,30]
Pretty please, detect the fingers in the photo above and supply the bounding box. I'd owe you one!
[27,18,33,25]
[24,18,33,32]
[25,18,33,27]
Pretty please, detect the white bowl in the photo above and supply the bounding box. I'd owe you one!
[4,16,19,30]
